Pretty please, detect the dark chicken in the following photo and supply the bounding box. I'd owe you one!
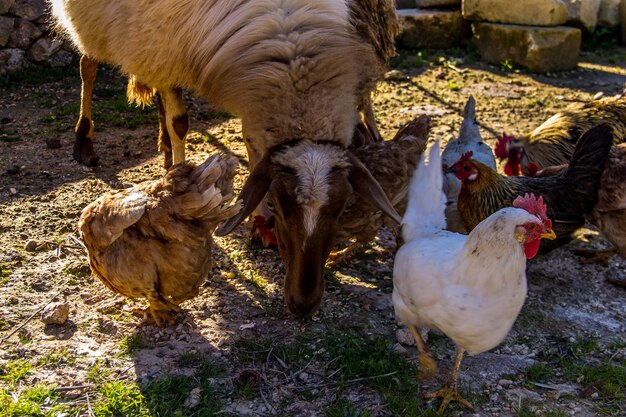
[453,124,613,251]
[78,154,240,326]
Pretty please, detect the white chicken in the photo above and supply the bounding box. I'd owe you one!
[392,141,556,412]
[441,96,497,233]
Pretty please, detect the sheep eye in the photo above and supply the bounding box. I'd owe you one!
[266,200,275,212]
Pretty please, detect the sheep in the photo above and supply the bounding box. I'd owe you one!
[51,0,399,317]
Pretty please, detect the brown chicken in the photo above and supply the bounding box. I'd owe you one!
[496,90,626,264]
[496,91,626,176]
[78,154,240,325]
[328,115,431,263]
[453,124,613,252]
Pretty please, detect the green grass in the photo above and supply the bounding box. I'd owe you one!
[93,380,149,417]
[525,362,556,382]
[119,335,152,355]
[0,61,79,89]
[0,359,32,384]
[37,348,77,368]
[0,384,67,417]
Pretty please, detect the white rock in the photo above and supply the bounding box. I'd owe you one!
[395,327,416,346]
[473,23,581,73]
[463,0,569,26]
[41,302,70,325]
[9,0,46,20]
[598,0,621,25]
[27,36,63,62]
[397,9,472,49]
[6,18,41,49]
[564,0,601,31]
[183,387,202,409]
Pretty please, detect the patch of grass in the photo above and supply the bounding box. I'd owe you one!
[501,59,517,72]
[235,380,258,400]
[177,351,226,379]
[119,334,152,355]
[570,337,599,357]
[93,380,149,417]
[525,362,556,382]
[17,329,32,344]
[514,398,540,417]
[234,335,313,366]
[37,348,77,368]
[0,61,79,89]
[0,384,66,417]
[0,127,20,143]
[583,27,620,51]
[324,266,341,287]
[247,270,272,291]
[0,359,32,384]
[85,360,114,384]
[325,397,372,417]
[447,79,461,91]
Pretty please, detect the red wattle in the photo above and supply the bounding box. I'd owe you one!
[524,239,541,259]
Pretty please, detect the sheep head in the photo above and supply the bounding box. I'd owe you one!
[215,140,401,317]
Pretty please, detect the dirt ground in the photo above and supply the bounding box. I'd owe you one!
[0,45,625,417]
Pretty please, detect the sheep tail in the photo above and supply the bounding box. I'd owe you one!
[126,76,155,107]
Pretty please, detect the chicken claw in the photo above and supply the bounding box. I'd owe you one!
[423,385,475,414]
[147,306,179,327]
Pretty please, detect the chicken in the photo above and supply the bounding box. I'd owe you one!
[442,96,497,233]
[393,141,556,413]
[496,90,626,176]
[496,92,626,264]
[329,115,431,264]
[453,124,613,252]
[78,154,240,326]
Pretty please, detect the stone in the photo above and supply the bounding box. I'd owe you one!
[598,0,621,25]
[0,0,14,15]
[0,16,14,47]
[415,0,461,7]
[9,0,47,21]
[48,49,73,67]
[0,48,25,73]
[7,18,41,49]
[463,0,568,26]
[395,327,416,346]
[397,9,472,49]
[41,302,70,325]
[24,239,38,251]
[27,36,63,61]
[473,22,581,72]
[564,0,601,32]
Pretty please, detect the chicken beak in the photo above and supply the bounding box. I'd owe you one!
[540,228,556,240]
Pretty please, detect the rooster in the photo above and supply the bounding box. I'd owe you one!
[442,96,497,233]
[78,154,240,326]
[496,91,626,177]
[453,124,613,252]
[393,141,556,413]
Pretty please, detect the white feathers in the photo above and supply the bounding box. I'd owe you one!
[401,140,447,242]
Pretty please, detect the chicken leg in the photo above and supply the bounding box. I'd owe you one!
[409,325,437,381]
[423,346,475,413]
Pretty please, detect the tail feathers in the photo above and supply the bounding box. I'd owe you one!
[564,123,613,211]
[175,155,241,223]
[402,140,447,242]
[458,96,480,144]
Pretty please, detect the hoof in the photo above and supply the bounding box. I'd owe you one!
[73,142,99,166]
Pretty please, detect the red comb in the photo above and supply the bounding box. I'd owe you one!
[495,134,514,159]
[455,151,474,165]
[512,193,552,229]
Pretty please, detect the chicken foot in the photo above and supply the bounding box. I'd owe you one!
[422,346,475,414]
[409,325,437,381]
[146,292,181,327]
[327,241,366,266]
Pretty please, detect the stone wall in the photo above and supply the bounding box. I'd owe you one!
[0,0,73,74]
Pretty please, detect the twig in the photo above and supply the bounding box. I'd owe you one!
[312,371,398,389]
[260,390,276,416]
[528,381,560,390]
[86,391,95,417]
[54,385,93,393]
[445,62,468,74]
[0,292,61,345]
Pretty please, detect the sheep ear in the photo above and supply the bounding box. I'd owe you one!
[215,153,272,236]
[346,151,402,224]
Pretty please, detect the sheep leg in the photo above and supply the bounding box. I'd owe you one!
[73,55,99,166]
[155,92,173,169]
[159,87,188,166]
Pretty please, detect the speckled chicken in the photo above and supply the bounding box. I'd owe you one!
[78,154,240,325]
[453,124,613,253]
[496,90,626,264]
[441,96,497,233]
[329,115,431,263]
